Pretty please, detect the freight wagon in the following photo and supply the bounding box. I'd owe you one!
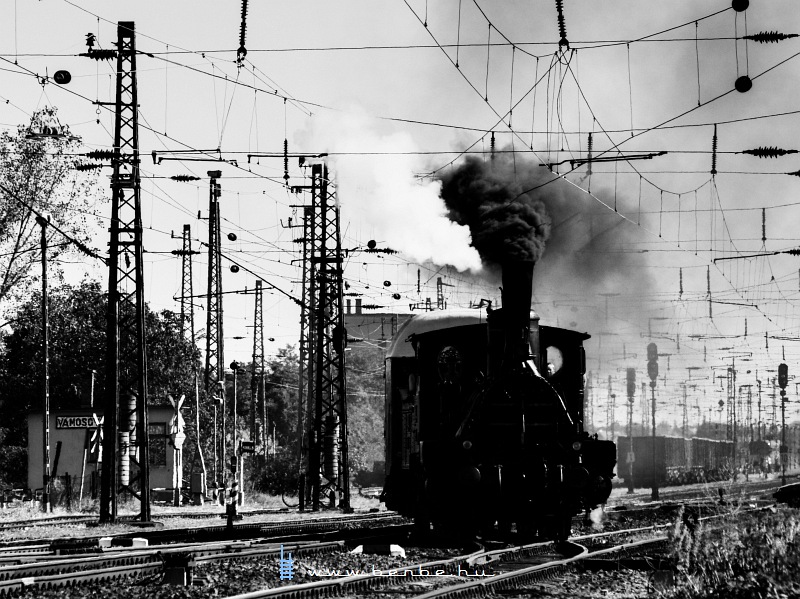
[617,436,733,488]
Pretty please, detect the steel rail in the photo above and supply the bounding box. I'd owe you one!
[0,539,347,596]
[0,511,406,551]
[0,539,344,580]
[0,507,399,532]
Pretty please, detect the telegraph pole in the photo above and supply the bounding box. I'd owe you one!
[626,368,636,494]
[38,216,51,513]
[779,363,788,485]
[647,343,659,501]
[729,361,737,477]
[680,383,687,438]
[100,22,151,524]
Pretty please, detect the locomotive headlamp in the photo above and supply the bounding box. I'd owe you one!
[462,440,473,450]
[571,441,582,451]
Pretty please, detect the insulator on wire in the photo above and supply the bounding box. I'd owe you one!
[740,146,798,158]
[283,139,289,183]
[80,49,117,61]
[555,0,569,49]
[75,162,103,171]
[744,31,798,43]
[785,248,800,256]
[85,149,114,160]
[710,124,718,176]
[586,132,593,175]
[679,268,683,298]
[786,170,800,177]
[170,174,201,182]
[238,0,249,65]
[360,304,384,310]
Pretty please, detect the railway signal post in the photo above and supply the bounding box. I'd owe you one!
[647,343,659,501]
[626,368,636,494]
[779,363,788,485]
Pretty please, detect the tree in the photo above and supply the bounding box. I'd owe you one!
[345,346,385,478]
[0,107,101,314]
[0,281,199,451]
[262,345,300,447]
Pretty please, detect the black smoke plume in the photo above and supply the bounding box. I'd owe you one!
[439,154,555,269]
[437,152,653,310]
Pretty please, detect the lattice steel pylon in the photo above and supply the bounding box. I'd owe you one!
[173,224,207,492]
[100,21,151,524]
[295,204,314,497]
[204,171,225,488]
[303,163,350,511]
[176,225,199,341]
[251,280,265,452]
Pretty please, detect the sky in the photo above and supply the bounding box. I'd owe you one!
[2,0,800,437]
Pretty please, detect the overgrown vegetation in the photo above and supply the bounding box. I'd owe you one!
[665,506,800,598]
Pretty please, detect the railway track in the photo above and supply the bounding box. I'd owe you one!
[215,529,668,599]
[0,478,785,598]
[1,500,774,598]
[0,506,298,533]
[0,515,415,596]
[0,511,406,551]
[0,538,346,595]
[0,513,408,567]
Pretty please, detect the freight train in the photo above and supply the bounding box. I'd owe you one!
[380,261,617,540]
[617,436,735,487]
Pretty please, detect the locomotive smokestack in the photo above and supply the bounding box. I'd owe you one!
[487,260,536,375]
[501,260,535,361]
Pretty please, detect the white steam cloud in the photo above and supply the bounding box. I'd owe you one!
[298,110,481,272]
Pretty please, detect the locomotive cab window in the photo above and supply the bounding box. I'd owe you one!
[545,345,564,377]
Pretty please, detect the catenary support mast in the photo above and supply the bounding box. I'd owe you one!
[204,171,224,488]
[173,224,206,495]
[100,21,151,524]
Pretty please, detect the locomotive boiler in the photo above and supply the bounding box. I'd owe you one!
[381,261,616,539]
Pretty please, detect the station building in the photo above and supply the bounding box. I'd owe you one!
[27,404,177,500]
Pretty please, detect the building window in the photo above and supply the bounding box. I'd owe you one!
[149,423,167,466]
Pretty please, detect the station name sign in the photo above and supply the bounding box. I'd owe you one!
[56,416,96,429]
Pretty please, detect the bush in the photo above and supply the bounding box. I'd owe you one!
[0,444,26,488]
[252,448,300,496]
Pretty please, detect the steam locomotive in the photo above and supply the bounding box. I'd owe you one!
[381,261,616,539]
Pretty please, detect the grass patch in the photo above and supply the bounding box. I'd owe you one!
[665,505,800,598]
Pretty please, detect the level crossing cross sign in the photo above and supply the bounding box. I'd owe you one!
[89,413,104,461]
[169,394,186,449]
